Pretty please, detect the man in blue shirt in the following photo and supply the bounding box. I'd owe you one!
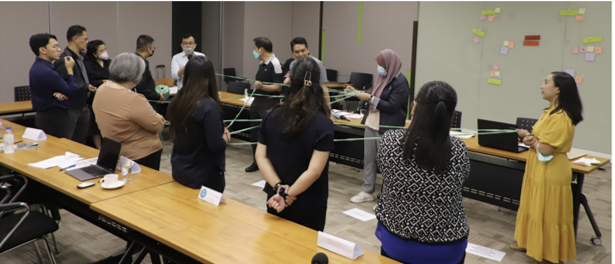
[29,33,77,139]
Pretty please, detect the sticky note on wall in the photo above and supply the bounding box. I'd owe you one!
[560,10,578,16]
[595,46,602,54]
[490,71,495,77]
[585,53,595,61]
[495,71,500,77]
[587,46,594,52]
[523,41,539,46]
[472,28,485,37]
[525,35,541,40]
[480,14,486,20]
[509,42,514,48]
[583,36,602,43]
[495,7,501,13]
[488,78,502,85]
[578,8,586,15]
[482,10,496,15]
[575,76,582,83]
[576,16,584,21]
[503,41,509,46]
[488,15,494,22]
[572,47,579,53]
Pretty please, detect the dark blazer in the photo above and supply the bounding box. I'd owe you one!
[55,48,89,109]
[374,72,410,134]
[171,97,227,192]
[134,53,160,101]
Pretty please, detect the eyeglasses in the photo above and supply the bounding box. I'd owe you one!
[181,42,195,45]
[47,44,61,50]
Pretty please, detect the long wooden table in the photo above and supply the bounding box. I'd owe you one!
[0,100,33,115]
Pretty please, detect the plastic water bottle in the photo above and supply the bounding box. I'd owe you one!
[244,88,248,98]
[4,127,14,154]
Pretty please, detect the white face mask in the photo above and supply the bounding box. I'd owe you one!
[98,51,109,60]
[183,47,194,56]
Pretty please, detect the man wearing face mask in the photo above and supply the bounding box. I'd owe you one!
[134,34,166,105]
[54,25,96,144]
[171,33,206,90]
[245,37,284,173]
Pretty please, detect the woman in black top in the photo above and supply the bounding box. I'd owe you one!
[167,56,230,192]
[256,57,334,231]
[84,40,110,149]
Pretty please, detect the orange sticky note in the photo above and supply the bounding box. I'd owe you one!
[509,42,515,48]
[575,76,582,84]
[576,15,584,21]
[595,46,602,54]
[488,15,494,22]
[490,71,495,77]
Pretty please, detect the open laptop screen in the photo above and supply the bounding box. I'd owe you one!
[97,138,122,172]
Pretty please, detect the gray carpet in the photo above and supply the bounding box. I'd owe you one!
[1,134,611,264]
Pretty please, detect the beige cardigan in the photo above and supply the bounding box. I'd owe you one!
[92,80,165,160]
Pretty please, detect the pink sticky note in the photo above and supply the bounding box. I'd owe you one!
[585,53,595,61]
[580,46,587,53]
[572,47,579,53]
[509,42,514,48]
[595,47,602,54]
[492,64,499,71]
[575,76,582,84]
[480,15,486,20]
[500,46,508,55]
[490,71,495,77]
[576,15,584,21]
[488,15,494,22]
[473,37,480,44]
[494,15,499,20]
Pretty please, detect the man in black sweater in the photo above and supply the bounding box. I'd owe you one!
[134,35,165,107]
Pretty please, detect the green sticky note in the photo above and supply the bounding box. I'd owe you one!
[472,28,485,37]
[560,10,578,16]
[495,7,501,13]
[488,78,502,85]
[481,10,496,15]
[578,8,586,15]
[583,36,602,43]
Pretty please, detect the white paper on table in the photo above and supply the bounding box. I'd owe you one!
[57,152,83,169]
[28,156,67,169]
[23,127,47,141]
[251,180,266,188]
[343,208,376,221]
[317,231,364,260]
[567,151,586,160]
[344,114,363,119]
[465,243,505,262]
[449,131,474,139]
[240,97,254,105]
[572,157,601,167]
[116,156,141,174]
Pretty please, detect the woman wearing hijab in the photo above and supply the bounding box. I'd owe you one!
[347,49,410,203]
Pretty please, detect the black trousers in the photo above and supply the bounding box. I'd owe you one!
[35,108,72,139]
[249,98,280,163]
[66,105,90,144]
[134,149,163,171]
[380,247,466,264]
[266,203,327,232]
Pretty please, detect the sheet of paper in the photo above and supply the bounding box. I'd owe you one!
[575,15,584,21]
[503,41,509,46]
[585,53,595,61]
[495,71,500,77]
[564,69,575,77]
[499,46,508,55]
[567,151,586,160]
[578,8,586,15]
[573,157,601,167]
[572,47,579,53]
[587,46,594,52]
[344,114,363,119]
[583,36,602,43]
[169,86,178,95]
[449,131,473,139]
[466,243,506,262]
[473,37,480,44]
[488,15,494,22]
[251,180,267,188]
[509,42,514,48]
[343,208,376,221]
[492,64,499,71]
[575,76,583,84]
[239,97,254,105]
[595,46,602,54]
[28,156,66,169]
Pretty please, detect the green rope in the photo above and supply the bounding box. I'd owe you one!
[229,125,259,135]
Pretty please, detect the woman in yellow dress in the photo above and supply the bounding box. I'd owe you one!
[510,72,583,263]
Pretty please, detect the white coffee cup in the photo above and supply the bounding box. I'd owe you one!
[99,174,119,185]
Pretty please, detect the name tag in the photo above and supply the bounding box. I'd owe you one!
[198,186,226,206]
[317,231,364,260]
[23,128,47,141]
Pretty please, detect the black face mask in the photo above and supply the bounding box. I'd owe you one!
[150,48,155,57]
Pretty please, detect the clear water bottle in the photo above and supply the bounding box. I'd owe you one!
[4,127,14,154]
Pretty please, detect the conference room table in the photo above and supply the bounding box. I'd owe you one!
[0,100,33,115]
[0,119,398,263]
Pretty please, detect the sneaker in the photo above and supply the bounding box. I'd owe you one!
[245,163,259,172]
[350,191,374,203]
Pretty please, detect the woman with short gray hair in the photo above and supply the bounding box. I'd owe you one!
[93,52,165,170]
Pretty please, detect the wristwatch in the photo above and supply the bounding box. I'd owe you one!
[274,182,282,192]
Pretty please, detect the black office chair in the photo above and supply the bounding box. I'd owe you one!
[0,175,59,264]
[345,72,373,113]
[451,110,462,129]
[226,81,251,95]
[516,117,538,133]
[14,86,31,102]
[326,69,338,83]
[223,68,247,84]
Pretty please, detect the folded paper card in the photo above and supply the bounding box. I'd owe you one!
[198,185,226,206]
[23,128,46,141]
[317,231,364,260]
[466,243,506,262]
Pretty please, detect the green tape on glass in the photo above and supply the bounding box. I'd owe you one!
[358,2,363,44]
[321,30,326,63]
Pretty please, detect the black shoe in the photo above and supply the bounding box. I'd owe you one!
[245,163,259,172]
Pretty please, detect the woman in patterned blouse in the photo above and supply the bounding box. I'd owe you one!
[375,81,470,264]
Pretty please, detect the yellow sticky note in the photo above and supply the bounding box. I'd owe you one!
[472,28,485,37]
[490,71,495,77]
[583,36,602,43]
[495,7,501,13]
[488,78,502,85]
[578,8,586,15]
[503,41,509,47]
[495,71,500,77]
[560,10,578,16]
[595,46,602,54]
[509,42,515,48]
[587,46,594,52]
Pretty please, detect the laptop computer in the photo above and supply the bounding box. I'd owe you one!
[477,119,529,153]
[66,138,122,181]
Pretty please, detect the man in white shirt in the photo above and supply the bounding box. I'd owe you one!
[171,33,205,90]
